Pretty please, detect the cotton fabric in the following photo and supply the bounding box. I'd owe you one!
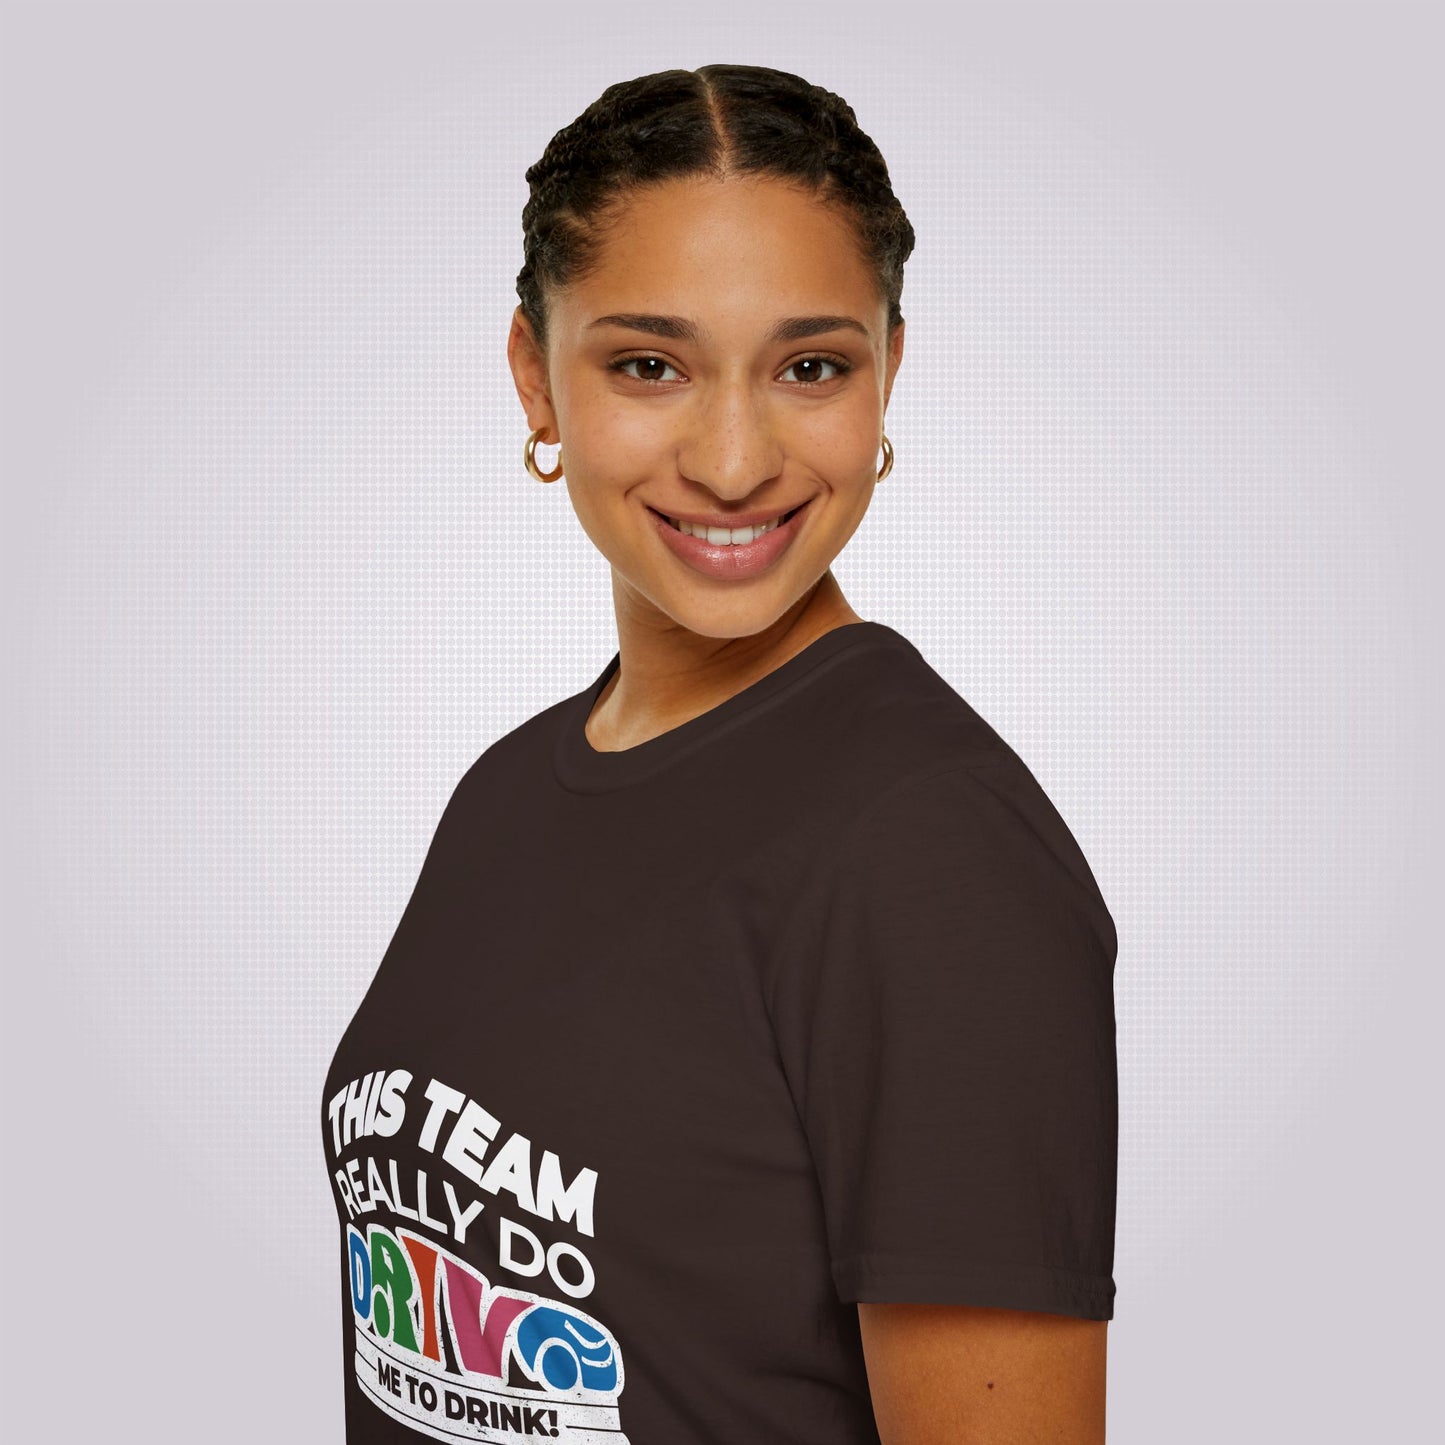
[322,620,1118,1444]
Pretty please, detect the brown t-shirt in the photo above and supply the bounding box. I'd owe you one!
[321,620,1119,1444]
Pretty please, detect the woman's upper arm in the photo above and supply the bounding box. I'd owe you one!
[765,756,1119,1437]
[857,1301,1108,1444]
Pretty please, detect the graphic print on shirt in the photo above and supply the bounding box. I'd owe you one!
[327,1066,631,1443]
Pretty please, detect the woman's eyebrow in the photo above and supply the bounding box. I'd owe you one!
[587,313,870,343]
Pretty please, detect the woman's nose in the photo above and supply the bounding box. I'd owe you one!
[675,383,784,498]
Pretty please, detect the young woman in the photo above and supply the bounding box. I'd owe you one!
[323,64,1119,1445]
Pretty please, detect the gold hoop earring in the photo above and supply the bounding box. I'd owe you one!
[876,432,894,483]
[525,426,564,483]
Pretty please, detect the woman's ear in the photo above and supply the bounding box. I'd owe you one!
[882,318,905,411]
[507,306,558,439]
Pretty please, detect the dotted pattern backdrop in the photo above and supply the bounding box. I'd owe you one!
[3,5,1440,1444]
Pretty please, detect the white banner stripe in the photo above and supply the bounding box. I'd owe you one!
[353,1330,629,1441]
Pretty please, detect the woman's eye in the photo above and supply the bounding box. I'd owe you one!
[782,356,850,386]
[609,353,852,387]
[610,356,682,384]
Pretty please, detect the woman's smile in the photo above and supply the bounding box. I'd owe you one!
[646,496,815,580]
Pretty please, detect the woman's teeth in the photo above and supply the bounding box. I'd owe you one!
[665,511,791,545]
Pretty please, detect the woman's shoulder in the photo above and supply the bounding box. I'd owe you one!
[807,623,1019,790]
[422,686,581,825]
[794,628,1112,908]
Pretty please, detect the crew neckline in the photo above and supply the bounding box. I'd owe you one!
[552,620,912,794]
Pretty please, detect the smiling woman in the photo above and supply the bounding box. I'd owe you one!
[322,64,1118,1445]
[512,163,902,652]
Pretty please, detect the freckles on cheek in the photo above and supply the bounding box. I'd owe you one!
[611,403,674,450]
[794,443,861,488]
[579,417,673,483]
[790,404,872,456]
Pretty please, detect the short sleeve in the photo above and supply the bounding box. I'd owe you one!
[768,756,1119,1321]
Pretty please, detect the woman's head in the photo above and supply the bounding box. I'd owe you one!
[507,64,915,641]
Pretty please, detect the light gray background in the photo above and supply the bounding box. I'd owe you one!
[2,2,1440,1443]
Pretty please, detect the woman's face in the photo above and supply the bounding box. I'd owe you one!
[509,172,904,640]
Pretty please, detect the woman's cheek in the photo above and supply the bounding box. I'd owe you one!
[573,382,655,447]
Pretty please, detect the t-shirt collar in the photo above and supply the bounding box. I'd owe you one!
[551,620,906,795]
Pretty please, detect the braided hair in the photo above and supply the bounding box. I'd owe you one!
[516,65,916,354]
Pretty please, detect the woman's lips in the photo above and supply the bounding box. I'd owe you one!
[647,500,812,581]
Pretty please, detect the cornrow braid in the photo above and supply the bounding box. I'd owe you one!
[515,64,915,354]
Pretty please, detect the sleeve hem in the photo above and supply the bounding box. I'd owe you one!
[832,1253,1116,1321]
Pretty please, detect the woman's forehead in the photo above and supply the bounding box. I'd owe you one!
[553,178,882,336]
